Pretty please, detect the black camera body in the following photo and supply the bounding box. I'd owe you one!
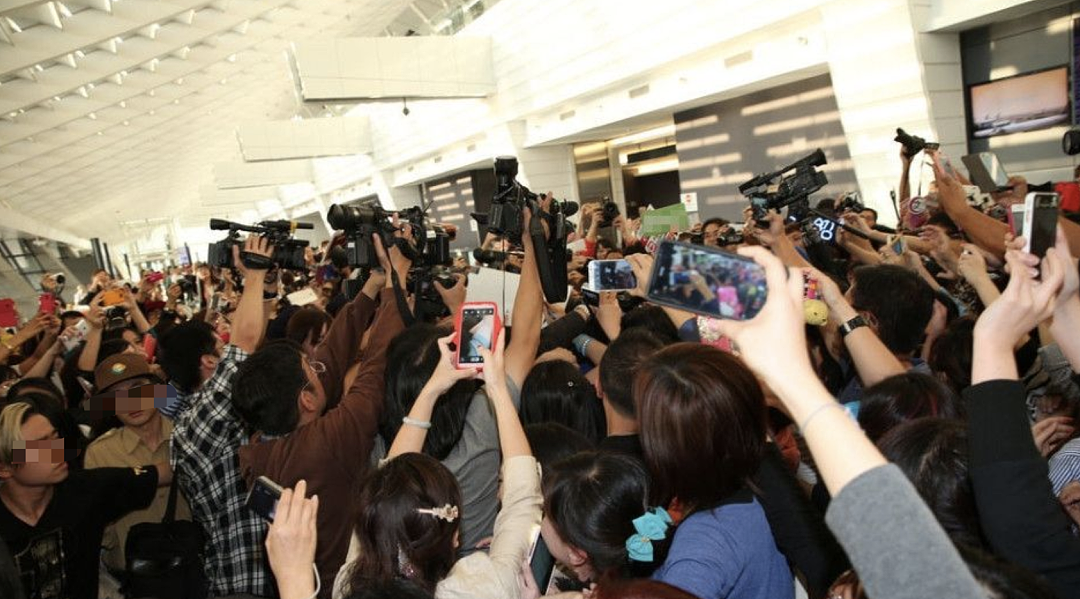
[894,128,933,157]
[837,192,865,214]
[474,156,578,303]
[326,203,451,270]
[596,198,620,228]
[207,219,311,270]
[716,227,744,247]
[739,148,829,223]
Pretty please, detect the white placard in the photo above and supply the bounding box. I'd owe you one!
[680,192,699,212]
[466,268,521,325]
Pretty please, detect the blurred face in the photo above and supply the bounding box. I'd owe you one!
[112,378,161,428]
[3,415,69,487]
[93,271,111,287]
[703,223,724,247]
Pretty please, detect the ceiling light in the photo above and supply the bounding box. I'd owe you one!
[88,112,97,119]
[56,2,73,18]
[119,100,127,108]
[122,120,129,126]
[4,17,22,33]
[174,77,184,85]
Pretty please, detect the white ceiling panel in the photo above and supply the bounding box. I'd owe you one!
[0,0,416,240]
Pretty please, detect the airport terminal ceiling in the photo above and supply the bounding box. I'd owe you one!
[0,0,500,243]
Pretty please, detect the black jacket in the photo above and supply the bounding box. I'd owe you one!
[965,379,1080,598]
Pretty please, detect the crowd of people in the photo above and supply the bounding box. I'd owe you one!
[1,137,1080,599]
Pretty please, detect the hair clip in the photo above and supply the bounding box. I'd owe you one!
[416,504,459,523]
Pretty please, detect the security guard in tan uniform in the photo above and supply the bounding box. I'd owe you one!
[84,353,190,576]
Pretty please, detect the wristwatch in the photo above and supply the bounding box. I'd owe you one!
[839,315,868,338]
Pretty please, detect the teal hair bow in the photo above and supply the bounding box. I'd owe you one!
[625,507,673,562]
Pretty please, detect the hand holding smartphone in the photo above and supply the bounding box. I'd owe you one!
[38,293,58,316]
[587,259,637,292]
[246,476,284,522]
[454,302,501,369]
[101,288,126,307]
[1022,192,1060,258]
[646,241,768,321]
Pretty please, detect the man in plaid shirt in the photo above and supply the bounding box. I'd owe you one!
[171,237,276,597]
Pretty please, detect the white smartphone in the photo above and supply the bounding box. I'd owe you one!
[61,319,91,351]
[587,259,637,292]
[1022,192,1060,258]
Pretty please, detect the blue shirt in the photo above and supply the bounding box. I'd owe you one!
[653,494,793,599]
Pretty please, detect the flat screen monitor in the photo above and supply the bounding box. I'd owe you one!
[968,66,1070,138]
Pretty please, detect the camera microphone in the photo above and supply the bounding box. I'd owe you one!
[261,220,315,231]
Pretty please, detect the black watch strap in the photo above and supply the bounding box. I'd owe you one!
[839,315,868,338]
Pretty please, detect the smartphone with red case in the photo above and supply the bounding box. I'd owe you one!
[0,299,16,328]
[453,302,501,370]
[38,293,57,315]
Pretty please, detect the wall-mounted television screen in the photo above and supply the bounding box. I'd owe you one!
[968,66,1070,138]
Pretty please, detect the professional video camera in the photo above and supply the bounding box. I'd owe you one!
[894,128,935,157]
[326,203,451,270]
[837,192,865,214]
[207,219,312,270]
[716,227,745,247]
[475,156,579,302]
[739,148,829,224]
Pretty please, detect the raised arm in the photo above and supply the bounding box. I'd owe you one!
[966,247,1080,598]
[312,271,381,410]
[121,287,152,334]
[230,236,273,354]
[815,271,905,388]
[716,248,984,599]
[503,208,543,387]
[386,335,477,459]
[77,299,107,373]
[932,154,1009,258]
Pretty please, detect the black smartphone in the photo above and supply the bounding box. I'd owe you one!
[529,532,555,593]
[245,476,283,522]
[646,241,768,320]
[1022,192,1060,258]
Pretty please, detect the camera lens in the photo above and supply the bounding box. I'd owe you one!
[327,204,377,230]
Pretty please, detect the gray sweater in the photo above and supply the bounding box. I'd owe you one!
[824,464,983,599]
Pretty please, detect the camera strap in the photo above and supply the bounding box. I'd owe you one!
[390,270,416,327]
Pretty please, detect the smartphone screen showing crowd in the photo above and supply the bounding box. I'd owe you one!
[588,259,637,292]
[245,476,284,522]
[454,302,501,369]
[646,241,768,321]
[1022,192,1059,258]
